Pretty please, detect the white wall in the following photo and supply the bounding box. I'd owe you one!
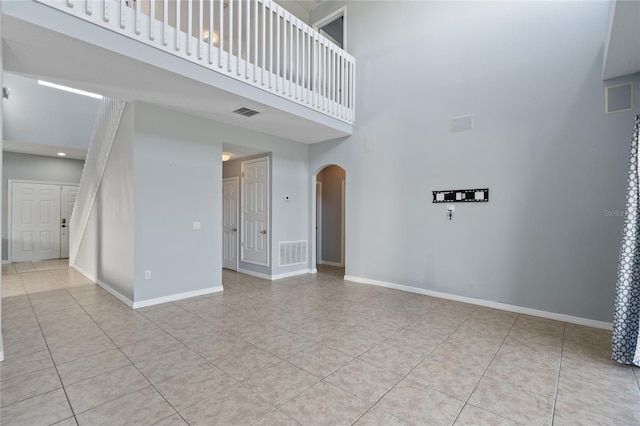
[75,104,135,301]
[2,152,84,261]
[309,0,640,322]
[2,72,100,150]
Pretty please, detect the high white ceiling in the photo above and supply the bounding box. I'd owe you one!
[603,0,640,80]
[1,0,350,161]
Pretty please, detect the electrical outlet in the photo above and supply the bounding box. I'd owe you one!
[145,270,151,280]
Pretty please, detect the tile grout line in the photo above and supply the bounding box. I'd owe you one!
[441,311,520,425]
[349,305,495,425]
[35,274,190,424]
[16,269,80,425]
[550,322,567,426]
[140,297,305,424]
[79,303,196,425]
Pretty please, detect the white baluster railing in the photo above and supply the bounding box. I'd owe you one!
[68,97,126,265]
[35,0,355,124]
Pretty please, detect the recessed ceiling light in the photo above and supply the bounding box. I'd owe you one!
[57,152,67,156]
[38,80,104,99]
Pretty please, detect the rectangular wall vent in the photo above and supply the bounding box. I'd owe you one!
[279,240,308,267]
[233,107,261,117]
[606,82,634,114]
[451,114,473,132]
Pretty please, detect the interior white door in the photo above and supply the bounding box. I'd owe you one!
[241,157,269,266]
[222,177,239,271]
[11,182,62,262]
[60,185,79,259]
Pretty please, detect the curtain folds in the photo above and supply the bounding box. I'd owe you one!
[613,114,640,366]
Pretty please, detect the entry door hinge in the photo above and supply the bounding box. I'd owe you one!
[241,172,245,178]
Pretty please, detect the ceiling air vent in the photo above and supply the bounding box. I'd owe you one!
[233,107,260,117]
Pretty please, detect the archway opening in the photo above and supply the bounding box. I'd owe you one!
[315,165,346,276]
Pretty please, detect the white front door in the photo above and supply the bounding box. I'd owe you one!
[222,177,239,271]
[241,157,269,266]
[60,185,78,259]
[11,182,62,262]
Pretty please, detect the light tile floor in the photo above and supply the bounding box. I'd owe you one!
[1,265,639,425]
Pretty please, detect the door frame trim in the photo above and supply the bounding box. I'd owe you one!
[222,176,240,271]
[316,181,322,265]
[312,6,347,50]
[341,179,346,267]
[8,179,79,263]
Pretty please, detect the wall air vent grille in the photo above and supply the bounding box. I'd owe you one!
[279,240,308,266]
[233,107,261,117]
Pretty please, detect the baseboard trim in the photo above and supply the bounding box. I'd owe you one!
[238,267,314,281]
[132,286,224,309]
[72,265,135,308]
[271,269,314,280]
[344,275,612,330]
[238,268,272,280]
[1,260,10,265]
[318,260,344,267]
[72,265,224,309]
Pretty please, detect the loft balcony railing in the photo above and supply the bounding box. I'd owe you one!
[35,0,355,124]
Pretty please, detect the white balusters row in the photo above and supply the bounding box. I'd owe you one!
[38,0,355,124]
[68,98,126,265]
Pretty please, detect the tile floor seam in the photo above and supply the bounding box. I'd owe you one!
[91,313,226,426]
[234,361,319,410]
[447,312,521,425]
[136,310,257,386]
[549,322,567,426]
[50,285,188,422]
[0,361,55,384]
[20,276,79,425]
[463,402,526,425]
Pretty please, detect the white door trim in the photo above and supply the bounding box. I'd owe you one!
[222,176,240,271]
[341,179,346,267]
[8,179,79,263]
[316,181,322,265]
[312,6,347,50]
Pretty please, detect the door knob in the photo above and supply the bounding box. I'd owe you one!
[61,225,67,228]
[261,230,267,234]
[231,228,237,232]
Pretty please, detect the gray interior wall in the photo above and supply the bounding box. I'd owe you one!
[309,0,640,322]
[2,72,100,150]
[75,104,135,301]
[2,152,84,261]
[317,165,344,264]
[133,102,222,302]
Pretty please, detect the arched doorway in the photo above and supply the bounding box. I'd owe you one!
[315,165,346,274]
